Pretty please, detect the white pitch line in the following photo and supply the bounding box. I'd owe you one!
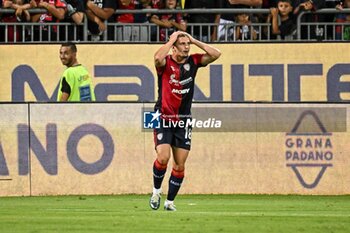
[186,211,350,217]
[45,208,108,212]
[45,208,350,218]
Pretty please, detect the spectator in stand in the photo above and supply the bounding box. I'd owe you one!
[0,0,31,42]
[147,0,164,17]
[150,0,186,41]
[30,0,67,41]
[147,0,163,15]
[324,0,343,39]
[147,0,164,41]
[262,0,277,8]
[85,0,116,41]
[335,0,350,40]
[116,0,135,41]
[0,0,5,42]
[293,0,326,40]
[268,0,296,40]
[134,0,151,41]
[217,0,262,41]
[235,12,258,40]
[116,0,150,41]
[60,0,85,41]
[184,0,220,42]
[259,0,278,39]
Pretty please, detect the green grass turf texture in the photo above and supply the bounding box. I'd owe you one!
[0,194,349,233]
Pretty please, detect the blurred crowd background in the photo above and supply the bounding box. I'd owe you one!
[0,0,349,42]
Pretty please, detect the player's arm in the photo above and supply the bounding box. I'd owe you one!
[184,32,221,66]
[154,31,182,67]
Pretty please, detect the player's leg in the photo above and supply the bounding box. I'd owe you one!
[164,146,189,211]
[150,144,171,210]
[164,125,191,211]
[153,144,171,191]
[150,128,172,210]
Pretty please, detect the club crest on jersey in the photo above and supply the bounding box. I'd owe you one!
[183,63,190,71]
[157,133,163,141]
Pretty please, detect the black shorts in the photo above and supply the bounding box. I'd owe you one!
[153,120,192,150]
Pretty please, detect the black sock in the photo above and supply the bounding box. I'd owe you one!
[167,169,184,201]
[153,159,167,189]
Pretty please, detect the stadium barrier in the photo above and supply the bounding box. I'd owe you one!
[1,8,350,42]
[1,43,350,102]
[0,102,349,196]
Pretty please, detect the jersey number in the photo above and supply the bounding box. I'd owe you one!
[184,127,192,140]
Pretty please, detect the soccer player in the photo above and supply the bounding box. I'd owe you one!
[149,31,221,211]
[57,42,96,101]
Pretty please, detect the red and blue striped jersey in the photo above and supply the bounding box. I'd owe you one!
[155,54,205,121]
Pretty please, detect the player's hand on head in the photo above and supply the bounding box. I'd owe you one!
[168,31,181,42]
[181,31,195,43]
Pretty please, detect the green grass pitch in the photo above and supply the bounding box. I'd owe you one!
[0,194,349,233]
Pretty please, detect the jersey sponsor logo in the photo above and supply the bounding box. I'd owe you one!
[169,74,179,86]
[179,77,193,85]
[78,75,90,82]
[172,88,190,94]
